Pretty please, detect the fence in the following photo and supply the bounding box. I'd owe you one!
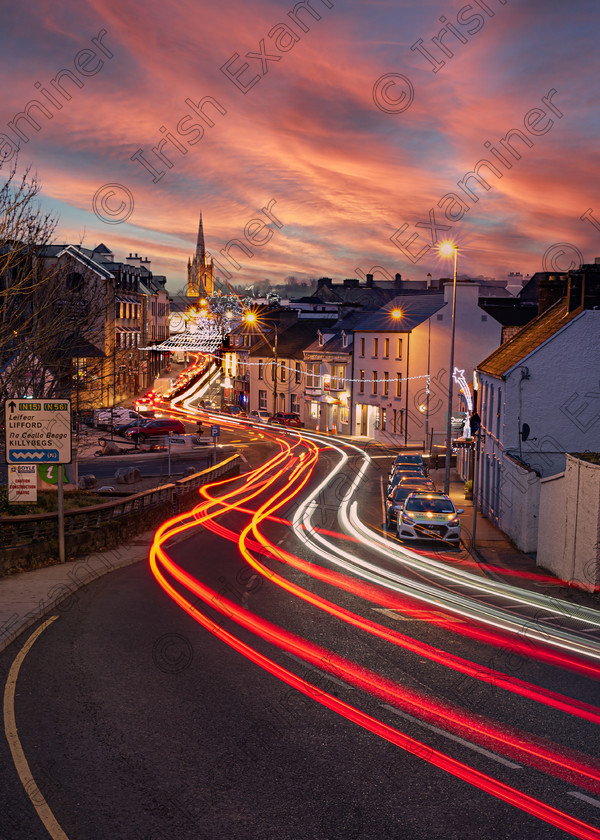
[0,455,241,574]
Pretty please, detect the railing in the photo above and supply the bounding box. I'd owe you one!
[0,454,241,549]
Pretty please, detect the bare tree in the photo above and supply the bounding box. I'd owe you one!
[0,164,111,406]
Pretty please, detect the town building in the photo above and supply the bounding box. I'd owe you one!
[349,280,503,446]
[475,264,600,553]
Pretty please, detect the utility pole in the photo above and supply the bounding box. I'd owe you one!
[272,325,278,415]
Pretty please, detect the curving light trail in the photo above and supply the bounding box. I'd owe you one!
[148,408,600,838]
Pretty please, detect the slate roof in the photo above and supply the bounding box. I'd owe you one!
[248,319,333,358]
[344,294,446,332]
[477,298,580,378]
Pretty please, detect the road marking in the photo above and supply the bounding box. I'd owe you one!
[380,476,386,527]
[373,607,465,624]
[568,792,600,809]
[381,704,522,769]
[282,651,355,690]
[3,616,70,840]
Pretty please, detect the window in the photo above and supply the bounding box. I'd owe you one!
[306,363,320,388]
[258,359,263,380]
[393,409,403,434]
[259,390,267,409]
[383,338,389,358]
[372,371,378,395]
[295,362,301,384]
[396,338,403,359]
[436,314,443,321]
[342,331,348,348]
[331,365,345,389]
[496,388,502,437]
[290,394,299,413]
[373,338,378,357]
[396,373,402,398]
[383,372,389,396]
[481,315,488,322]
[318,331,324,347]
[280,360,286,383]
[359,370,365,393]
[359,337,365,356]
[381,408,387,431]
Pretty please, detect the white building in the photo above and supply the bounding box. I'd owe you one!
[475,269,600,553]
[350,281,503,446]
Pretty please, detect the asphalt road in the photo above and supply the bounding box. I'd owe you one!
[1,427,599,840]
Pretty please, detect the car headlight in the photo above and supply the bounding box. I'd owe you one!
[400,513,414,525]
[447,517,459,527]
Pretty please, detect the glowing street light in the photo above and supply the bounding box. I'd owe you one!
[391,308,402,319]
[439,240,458,495]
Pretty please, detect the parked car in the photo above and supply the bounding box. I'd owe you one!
[387,465,426,494]
[396,491,464,545]
[249,410,271,424]
[385,478,435,528]
[93,407,144,431]
[124,418,186,442]
[114,417,151,436]
[392,452,428,475]
[199,399,216,410]
[220,404,247,417]
[268,413,303,428]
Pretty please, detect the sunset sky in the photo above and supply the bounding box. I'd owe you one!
[2,0,598,294]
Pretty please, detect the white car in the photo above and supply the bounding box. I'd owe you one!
[396,491,463,545]
[249,410,270,424]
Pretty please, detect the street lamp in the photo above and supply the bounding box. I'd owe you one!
[439,240,458,495]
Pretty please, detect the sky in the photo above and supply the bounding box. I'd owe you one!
[1,0,599,295]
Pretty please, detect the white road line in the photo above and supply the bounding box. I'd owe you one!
[373,607,465,624]
[380,476,386,527]
[568,792,600,809]
[282,651,355,690]
[381,704,522,769]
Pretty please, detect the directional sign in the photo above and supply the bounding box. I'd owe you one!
[210,425,220,438]
[5,399,72,464]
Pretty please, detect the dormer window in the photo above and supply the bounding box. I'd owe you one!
[341,331,348,348]
[318,330,324,347]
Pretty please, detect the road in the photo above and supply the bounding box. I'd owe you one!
[1,423,600,839]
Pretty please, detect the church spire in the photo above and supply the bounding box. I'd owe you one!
[196,213,205,263]
[187,210,214,298]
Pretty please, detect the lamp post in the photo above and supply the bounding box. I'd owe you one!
[272,325,278,415]
[439,241,458,495]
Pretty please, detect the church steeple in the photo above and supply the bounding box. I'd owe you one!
[196,213,206,262]
[187,211,214,297]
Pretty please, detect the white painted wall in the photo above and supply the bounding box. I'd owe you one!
[350,282,503,446]
[537,456,600,590]
[477,309,600,553]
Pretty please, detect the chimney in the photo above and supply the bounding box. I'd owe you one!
[538,273,568,315]
[343,278,359,288]
[318,277,333,289]
[568,265,600,312]
[366,274,374,288]
[394,272,402,290]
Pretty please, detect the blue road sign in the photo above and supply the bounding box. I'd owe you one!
[8,449,60,462]
[210,425,220,438]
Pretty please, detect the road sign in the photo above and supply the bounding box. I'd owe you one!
[210,425,220,438]
[5,399,72,464]
[8,464,37,503]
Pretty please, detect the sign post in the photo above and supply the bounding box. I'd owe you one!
[210,424,220,466]
[5,399,72,561]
